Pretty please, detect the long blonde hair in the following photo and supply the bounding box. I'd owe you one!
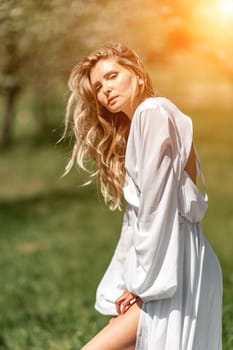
[64,43,154,210]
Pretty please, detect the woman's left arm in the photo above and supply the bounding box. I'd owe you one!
[123,104,181,303]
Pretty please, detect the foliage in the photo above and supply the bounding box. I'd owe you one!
[0,0,122,145]
[0,0,232,145]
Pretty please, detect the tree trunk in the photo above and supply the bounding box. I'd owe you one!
[1,87,19,147]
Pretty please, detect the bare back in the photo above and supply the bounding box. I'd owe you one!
[184,142,197,184]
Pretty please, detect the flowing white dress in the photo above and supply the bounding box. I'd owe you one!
[95,97,222,350]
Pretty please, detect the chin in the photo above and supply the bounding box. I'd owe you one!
[108,106,121,114]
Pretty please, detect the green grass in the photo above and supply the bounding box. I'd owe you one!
[0,188,121,349]
[0,107,232,349]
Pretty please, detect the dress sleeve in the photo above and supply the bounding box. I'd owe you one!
[95,209,133,315]
[123,104,181,302]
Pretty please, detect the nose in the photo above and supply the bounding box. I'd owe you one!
[103,81,112,96]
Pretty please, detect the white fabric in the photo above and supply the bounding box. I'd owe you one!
[95,97,222,350]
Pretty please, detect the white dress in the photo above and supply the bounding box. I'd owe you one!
[95,97,222,350]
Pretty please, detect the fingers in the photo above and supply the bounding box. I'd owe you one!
[115,295,124,315]
[115,290,128,314]
[115,290,139,315]
[122,296,137,314]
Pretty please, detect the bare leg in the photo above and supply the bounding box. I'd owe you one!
[81,301,141,350]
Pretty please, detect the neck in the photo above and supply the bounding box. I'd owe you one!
[126,96,147,120]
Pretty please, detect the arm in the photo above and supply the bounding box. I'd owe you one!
[123,104,181,302]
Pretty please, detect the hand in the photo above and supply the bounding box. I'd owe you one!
[115,289,142,315]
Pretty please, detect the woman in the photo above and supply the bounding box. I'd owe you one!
[64,43,222,350]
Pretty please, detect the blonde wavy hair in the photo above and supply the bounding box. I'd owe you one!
[64,42,154,210]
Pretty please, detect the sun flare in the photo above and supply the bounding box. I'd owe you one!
[196,0,233,21]
[194,0,233,35]
[217,0,233,17]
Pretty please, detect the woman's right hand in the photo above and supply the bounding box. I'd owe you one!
[115,289,142,315]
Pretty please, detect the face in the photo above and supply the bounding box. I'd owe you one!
[90,58,143,118]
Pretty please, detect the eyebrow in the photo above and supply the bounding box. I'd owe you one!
[92,70,117,88]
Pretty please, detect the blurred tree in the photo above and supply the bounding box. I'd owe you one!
[0,0,23,146]
[0,0,113,146]
[0,0,232,147]
[0,0,201,146]
[0,0,57,146]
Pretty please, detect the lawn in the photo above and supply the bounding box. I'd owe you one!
[0,107,232,349]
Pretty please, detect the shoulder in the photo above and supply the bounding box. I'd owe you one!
[133,97,192,133]
[135,97,189,120]
[133,97,187,126]
[129,98,174,144]
[131,97,193,157]
[135,97,176,114]
[132,97,170,128]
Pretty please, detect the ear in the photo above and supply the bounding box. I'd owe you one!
[138,78,143,86]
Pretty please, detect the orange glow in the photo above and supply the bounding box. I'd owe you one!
[195,0,233,23]
[192,0,233,43]
[216,0,233,17]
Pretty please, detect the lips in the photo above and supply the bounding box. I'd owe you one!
[108,96,118,105]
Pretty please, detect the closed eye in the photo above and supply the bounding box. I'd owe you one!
[108,72,117,79]
[94,83,102,92]
[93,71,118,92]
